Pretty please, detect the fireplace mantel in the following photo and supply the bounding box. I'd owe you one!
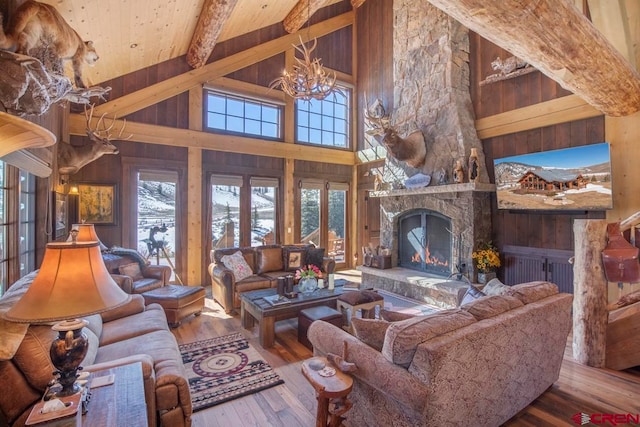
[369,182,495,198]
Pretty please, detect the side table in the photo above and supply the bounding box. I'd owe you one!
[301,357,353,427]
[28,362,148,427]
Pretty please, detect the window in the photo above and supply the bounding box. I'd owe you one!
[205,90,283,140]
[296,88,350,148]
[250,177,278,247]
[211,175,242,249]
[19,171,35,277]
[328,184,347,263]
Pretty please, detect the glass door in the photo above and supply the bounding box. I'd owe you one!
[328,183,347,263]
[136,170,178,281]
[211,175,242,249]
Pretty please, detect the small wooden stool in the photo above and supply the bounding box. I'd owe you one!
[336,290,384,330]
[302,357,353,427]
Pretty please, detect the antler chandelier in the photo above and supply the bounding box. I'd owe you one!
[270,37,339,101]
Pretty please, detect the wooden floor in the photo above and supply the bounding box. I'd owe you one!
[171,272,640,427]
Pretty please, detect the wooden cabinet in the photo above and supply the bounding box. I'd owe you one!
[502,245,574,294]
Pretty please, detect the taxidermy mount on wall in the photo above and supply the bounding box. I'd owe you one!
[364,97,427,169]
[0,0,98,88]
[58,105,128,176]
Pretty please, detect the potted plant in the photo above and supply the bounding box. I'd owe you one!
[296,264,322,294]
[472,241,501,284]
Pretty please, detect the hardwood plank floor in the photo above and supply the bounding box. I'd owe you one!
[171,275,640,427]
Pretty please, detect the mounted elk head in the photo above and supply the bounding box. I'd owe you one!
[364,97,426,169]
[58,105,129,175]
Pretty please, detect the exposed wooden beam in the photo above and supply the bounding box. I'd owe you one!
[187,0,239,69]
[68,114,356,166]
[587,0,636,69]
[93,12,354,118]
[475,95,601,139]
[426,0,640,116]
[350,0,367,8]
[283,0,332,34]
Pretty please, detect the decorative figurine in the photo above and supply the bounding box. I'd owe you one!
[453,159,464,184]
[468,148,479,183]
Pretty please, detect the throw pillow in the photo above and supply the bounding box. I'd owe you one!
[351,317,391,351]
[462,295,524,320]
[220,251,254,282]
[282,247,306,272]
[118,262,144,281]
[508,281,558,304]
[306,247,326,271]
[459,285,486,305]
[482,278,511,296]
[612,289,640,310]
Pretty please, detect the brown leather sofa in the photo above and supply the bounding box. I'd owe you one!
[0,272,192,427]
[102,251,171,294]
[208,244,336,313]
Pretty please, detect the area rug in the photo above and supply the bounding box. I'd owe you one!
[179,332,284,412]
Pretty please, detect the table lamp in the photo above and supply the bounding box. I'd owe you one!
[66,223,108,251]
[4,240,131,396]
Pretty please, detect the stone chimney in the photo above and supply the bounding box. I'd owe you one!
[386,0,488,185]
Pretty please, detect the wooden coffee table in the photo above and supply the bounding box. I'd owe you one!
[240,280,352,348]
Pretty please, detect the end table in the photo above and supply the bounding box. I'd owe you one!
[301,357,353,427]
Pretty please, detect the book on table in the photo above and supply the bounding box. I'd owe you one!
[263,294,292,306]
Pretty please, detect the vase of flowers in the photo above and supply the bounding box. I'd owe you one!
[472,241,501,284]
[296,264,321,294]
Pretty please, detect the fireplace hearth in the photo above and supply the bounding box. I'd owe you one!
[372,183,494,279]
[399,209,451,276]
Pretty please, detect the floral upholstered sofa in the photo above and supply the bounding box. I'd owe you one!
[308,281,572,427]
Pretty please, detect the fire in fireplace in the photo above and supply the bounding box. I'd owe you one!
[398,210,452,275]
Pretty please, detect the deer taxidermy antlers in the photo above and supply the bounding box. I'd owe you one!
[57,105,130,175]
[364,96,426,169]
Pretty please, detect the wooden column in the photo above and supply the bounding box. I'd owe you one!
[187,87,203,285]
[572,219,608,367]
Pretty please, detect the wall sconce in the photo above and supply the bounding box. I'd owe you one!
[68,185,79,195]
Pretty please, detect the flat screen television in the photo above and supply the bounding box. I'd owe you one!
[493,142,613,211]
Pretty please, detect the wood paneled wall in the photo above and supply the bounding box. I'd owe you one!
[469,33,572,119]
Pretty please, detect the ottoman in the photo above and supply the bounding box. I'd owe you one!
[298,306,343,350]
[337,290,384,330]
[142,284,206,328]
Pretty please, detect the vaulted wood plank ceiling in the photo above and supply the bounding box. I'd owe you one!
[31,0,640,116]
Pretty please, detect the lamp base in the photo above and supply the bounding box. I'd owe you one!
[50,319,89,397]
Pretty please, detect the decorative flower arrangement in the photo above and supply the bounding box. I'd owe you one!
[472,241,501,273]
[295,264,322,280]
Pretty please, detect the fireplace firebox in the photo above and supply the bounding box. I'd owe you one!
[398,209,452,276]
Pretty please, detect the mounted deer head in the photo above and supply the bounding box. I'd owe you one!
[364,96,426,169]
[58,105,129,175]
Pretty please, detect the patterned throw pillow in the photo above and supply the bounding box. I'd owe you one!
[118,262,144,281]
[482,278,511,296]
[459,285,486,305]
[351,317,391,351]
[220,251,254,282]
[282,247,306,272]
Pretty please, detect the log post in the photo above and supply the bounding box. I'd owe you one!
[572,219,608,367]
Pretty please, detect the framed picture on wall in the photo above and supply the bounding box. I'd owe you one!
[53,192,68,240]
[77,183,117,225]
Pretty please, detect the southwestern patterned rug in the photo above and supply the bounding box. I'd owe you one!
[179,332,284,412]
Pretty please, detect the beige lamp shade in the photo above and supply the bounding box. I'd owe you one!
[67,223,108,250]
[4,241,130,323]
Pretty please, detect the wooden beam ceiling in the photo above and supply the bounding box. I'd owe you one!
[283,0,333,33]
[350,0,367,8]
[587,0,636,68]
[187,0,239,69]
[94,11,354,118]
[426,0,640,116]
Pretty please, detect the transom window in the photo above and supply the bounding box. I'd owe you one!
[205,90,283,140]
[296,88,350,148]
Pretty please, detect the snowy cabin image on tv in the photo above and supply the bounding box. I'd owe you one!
[493,142,613,211]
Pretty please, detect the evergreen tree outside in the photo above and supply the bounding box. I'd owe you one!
[328,190,346,238]
[225,202,232,222]
[252,205,259,228]
[301,189,320,238]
